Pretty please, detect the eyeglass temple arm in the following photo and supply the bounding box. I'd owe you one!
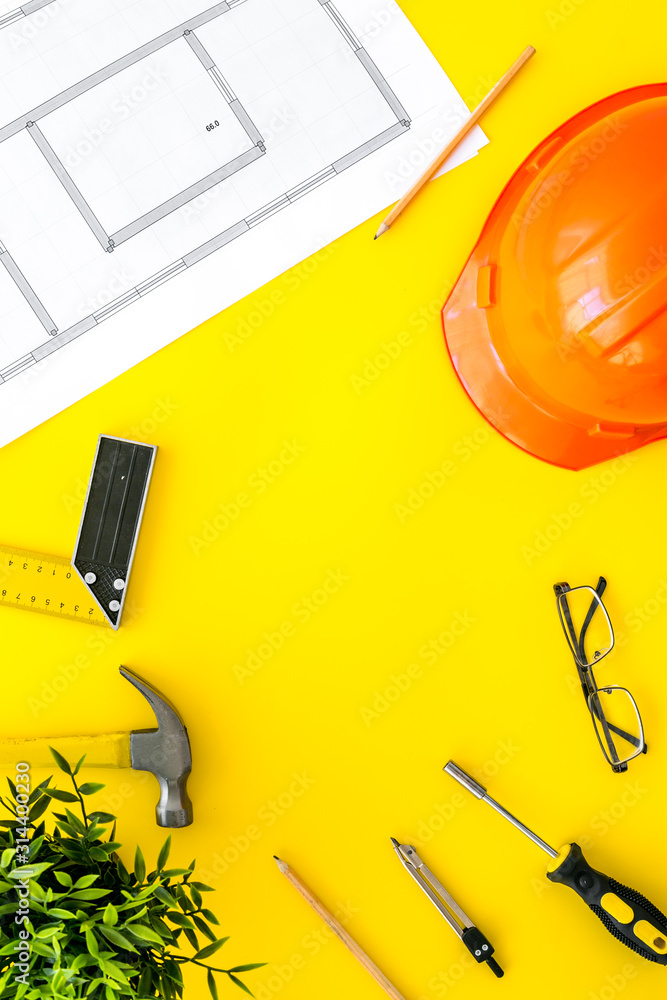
[588,693,645,751]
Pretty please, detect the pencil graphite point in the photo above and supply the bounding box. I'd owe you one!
[374,222,390,240]
[274,856,289,873]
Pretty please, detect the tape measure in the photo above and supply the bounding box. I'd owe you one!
[0,545,109,627]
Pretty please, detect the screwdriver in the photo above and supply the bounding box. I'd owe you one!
[444,761,667,964]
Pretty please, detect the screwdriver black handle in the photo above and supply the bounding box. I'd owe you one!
[461,926,504,977]
[547,843,667,964]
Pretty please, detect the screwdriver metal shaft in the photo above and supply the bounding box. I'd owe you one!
[443,761,558,858]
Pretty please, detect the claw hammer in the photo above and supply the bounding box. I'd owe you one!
[0,667,193,828]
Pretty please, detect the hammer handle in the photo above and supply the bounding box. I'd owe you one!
[0,733,131,770]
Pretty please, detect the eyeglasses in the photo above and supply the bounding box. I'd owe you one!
[554,577,647,773]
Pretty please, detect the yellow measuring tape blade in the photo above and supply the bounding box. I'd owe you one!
[0,545,109,627]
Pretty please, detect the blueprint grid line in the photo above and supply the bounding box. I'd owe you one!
[0,0,413,383]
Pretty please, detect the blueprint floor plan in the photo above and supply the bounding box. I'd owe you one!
[0,0,487,446]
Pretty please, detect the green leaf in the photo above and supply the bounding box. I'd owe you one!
[201,909,219,925]
[228,974,253,996]
[98,842,122,855]
[78,783,105,796]
[160,868,191,877]
[228,965,267,973]
[126,923,165,947]
[73,753,87,775]
[72,953,92,971]
[189,882,214,892]
[44,789,79,803]
[85,928,99,957]
[194,938,230,961]
[157,834,171,872]
[137,967,152,996]
[165,910,194,929]
[154,885,173,907]
[74,874,100,889]
[28,796,50,822]
[28,834,45,858]
[30,939,55,959]
[35,922,63,939]
[183,928,199,951]
[48,908,77,919]
[193,915,216,942]
[65,809,87,835]
[190,886,202,909]
[134,846,145,885]
[89,847,108,862]
[48,747,72,774]
[68,888,111,900]
[207,970,219,1000]
[9,862,52,879]
[29,879,46,901]
[98,924,138,954]
[55,821,81,839]
[86,823,109,842]
[88,812,116,824]
[101,959,130,986]
[103,902,118,926]
[0,848,14,868]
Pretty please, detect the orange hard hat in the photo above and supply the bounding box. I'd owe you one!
[442,84,667,471]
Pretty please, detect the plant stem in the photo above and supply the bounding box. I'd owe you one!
[70,773,88,831]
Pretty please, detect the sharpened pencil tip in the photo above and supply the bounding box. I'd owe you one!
[274,856,289,873]
[374,222,389,240]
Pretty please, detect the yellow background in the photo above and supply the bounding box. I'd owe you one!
[2,1,667,998]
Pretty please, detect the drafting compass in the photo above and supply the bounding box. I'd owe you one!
[392,839,504,978]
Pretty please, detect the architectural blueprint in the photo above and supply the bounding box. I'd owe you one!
[0,0,487,446]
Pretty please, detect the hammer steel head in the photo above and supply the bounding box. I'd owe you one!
[120,667,193,828]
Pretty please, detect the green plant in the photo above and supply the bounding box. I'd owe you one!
[0,751,264,1000]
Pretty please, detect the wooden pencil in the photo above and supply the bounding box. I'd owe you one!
[273,856,408,1000]
[374,45,536,239]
